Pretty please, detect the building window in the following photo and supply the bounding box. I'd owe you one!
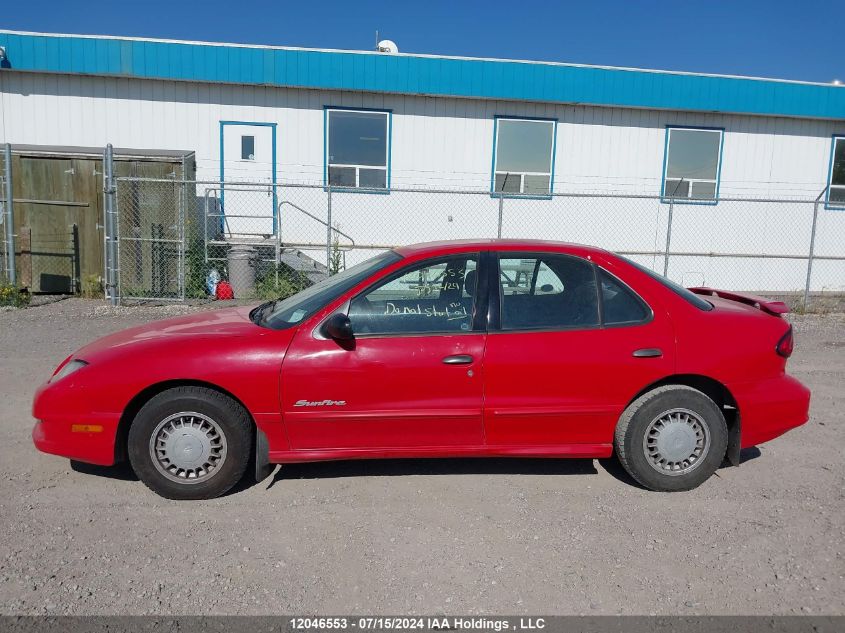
[241,135,255,161]
[326,109,390,189]
[492,118,556,196]
[662,127,723,201]
[828,136,845,208]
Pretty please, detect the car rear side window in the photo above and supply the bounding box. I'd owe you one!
[348,255,479,335]
[498,254,599,330]
[598,269,650,325]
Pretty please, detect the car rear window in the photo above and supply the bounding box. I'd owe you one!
[623,257,714,311]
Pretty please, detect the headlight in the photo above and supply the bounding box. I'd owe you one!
[51,359,88,383]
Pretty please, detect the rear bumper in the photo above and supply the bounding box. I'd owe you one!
[729,374,811,448]
[32,382,120,466]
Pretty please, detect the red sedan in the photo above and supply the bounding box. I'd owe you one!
[32,240,810,499]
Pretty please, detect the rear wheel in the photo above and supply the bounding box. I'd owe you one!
[614,385,728,491]
[128,386,252,500]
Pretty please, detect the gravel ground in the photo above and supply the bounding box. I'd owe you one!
[0,298,843,615]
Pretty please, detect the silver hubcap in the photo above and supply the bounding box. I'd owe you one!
[642,407,710,476]
[149,412,227,484]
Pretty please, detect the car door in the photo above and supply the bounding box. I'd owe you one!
[281,252,488,450]
[483,251,675,449]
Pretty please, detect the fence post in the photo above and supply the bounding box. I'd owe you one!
[103,144,118,305]
[803,189,825,310]
[177,179,186,302]
[663,197,674,277]
[497,193,504,238]
[662,178,686,277]
[326,185,332,276]
[3,143,15,285]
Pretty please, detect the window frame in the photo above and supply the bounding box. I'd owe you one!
[825,134,845,210]
[490,116,558,199]
[661,125,725,205]
[490,253,654,333]
[323,106,392,193]
[342,252,486,339]
[595,266,654,328]
[493,252,601,333]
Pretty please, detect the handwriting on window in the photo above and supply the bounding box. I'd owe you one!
[384,302,469,320]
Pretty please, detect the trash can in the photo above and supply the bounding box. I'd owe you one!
[226,245,257,299]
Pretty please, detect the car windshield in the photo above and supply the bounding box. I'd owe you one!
[258,250,402,329]
[622,256,714,311]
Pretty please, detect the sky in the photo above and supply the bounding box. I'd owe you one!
[2,0,843,83]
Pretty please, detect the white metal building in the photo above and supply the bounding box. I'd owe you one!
[1,30,844,291]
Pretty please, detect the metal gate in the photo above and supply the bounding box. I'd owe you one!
[113,175,186,302]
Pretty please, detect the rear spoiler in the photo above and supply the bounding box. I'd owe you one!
[689,287,790,316]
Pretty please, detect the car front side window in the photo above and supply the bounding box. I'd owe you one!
[348,255,479,336]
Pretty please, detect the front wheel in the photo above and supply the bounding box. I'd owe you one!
[614,385,728,492]
[128,386,252,500]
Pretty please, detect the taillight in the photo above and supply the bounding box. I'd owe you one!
[776,326,794,358]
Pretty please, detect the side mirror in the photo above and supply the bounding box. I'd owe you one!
[323,313,354,341]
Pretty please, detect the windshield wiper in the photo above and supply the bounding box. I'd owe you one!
[257,299,278,326]
[250,300,276,325]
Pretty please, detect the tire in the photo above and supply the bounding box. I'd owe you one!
[128,386,252,500]
[614,385,728,492]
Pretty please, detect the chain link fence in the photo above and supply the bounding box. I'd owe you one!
[1,144,14,285]
[105,172,845,310]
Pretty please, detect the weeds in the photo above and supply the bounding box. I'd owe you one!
[0,282,30,308]
[254,264,311,301]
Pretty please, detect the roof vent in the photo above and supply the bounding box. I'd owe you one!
[377,40,399,54]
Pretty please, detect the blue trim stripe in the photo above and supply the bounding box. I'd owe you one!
[1,32,844,120]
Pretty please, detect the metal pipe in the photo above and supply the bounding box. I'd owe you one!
[111,178,824,205]
[803,187,826,309]
[326,186,333,275]
[4,143,15,284]
[278,201,355,247]
[203,189,210,265]
[103,144,118,306]
[663,199,674,277]
[663,178,685,277]
[497,194,504,238]
[178,157,186,302]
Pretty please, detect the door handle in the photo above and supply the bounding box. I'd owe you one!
[633,348,663,358]
[442,354,474,365]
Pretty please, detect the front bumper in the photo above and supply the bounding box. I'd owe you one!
[730,374,811,448]
[31,381,120,466]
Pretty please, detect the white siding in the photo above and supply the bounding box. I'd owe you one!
[1,72,839,194]
[0,71,843,291]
